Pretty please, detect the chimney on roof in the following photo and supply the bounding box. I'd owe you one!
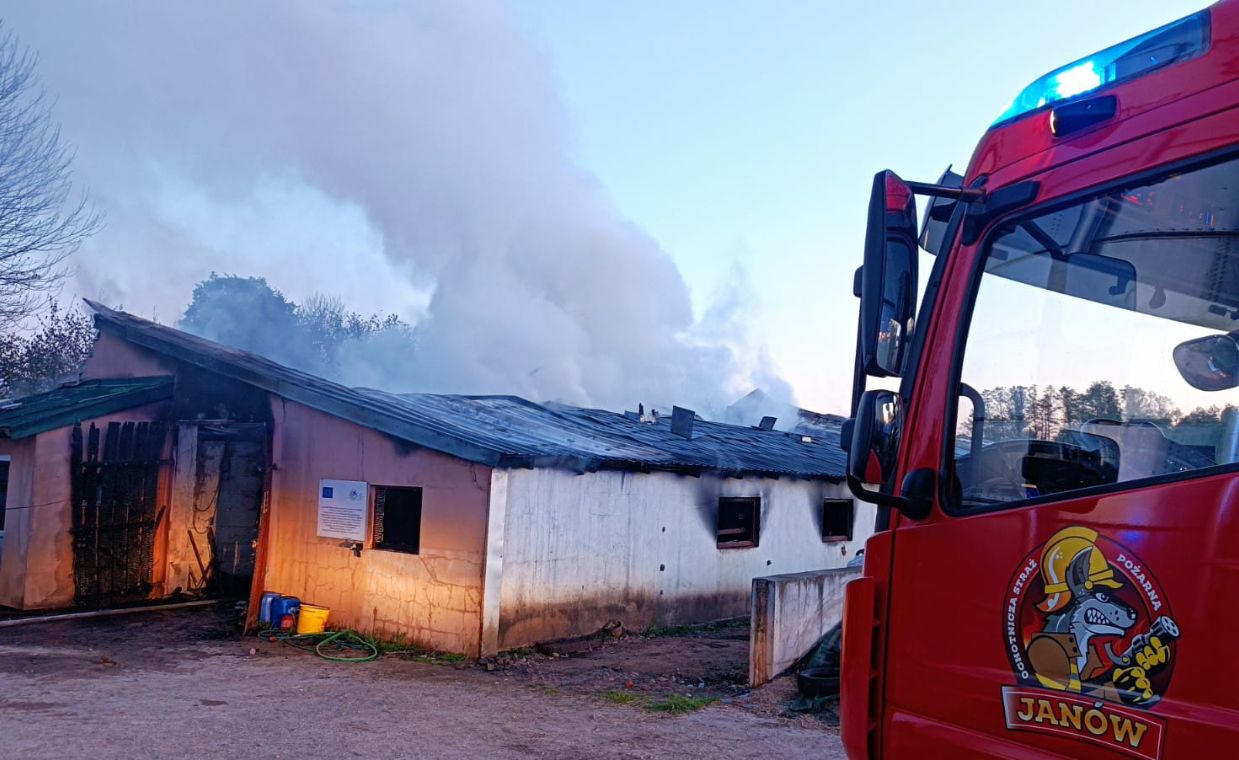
[758,416,776,431]
[671,406,695,439]
[638,403,657,424]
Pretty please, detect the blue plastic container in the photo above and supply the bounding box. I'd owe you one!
[271,596,301,630]
[259,592,281,624]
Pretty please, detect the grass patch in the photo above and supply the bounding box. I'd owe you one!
[362,633,468,665]
[644,694,718,714]
[643,617,748,638]
[541,687,563,696]
[644,624,697,638]
[410,651,466,665]
[603,690,643,705]
[360,632,411,654]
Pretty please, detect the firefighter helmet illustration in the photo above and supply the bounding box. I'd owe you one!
[1004,526,1180,708]
[1036,527,1123,613]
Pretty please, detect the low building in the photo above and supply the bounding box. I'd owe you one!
[0,377,176,608]
[0,301,866,655]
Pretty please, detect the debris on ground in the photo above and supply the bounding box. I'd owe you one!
[476,617,837,729]
[784,623,843,723]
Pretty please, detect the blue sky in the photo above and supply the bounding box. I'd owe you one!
[511,1,1206,412]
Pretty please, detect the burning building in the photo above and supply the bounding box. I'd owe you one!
[0,301,864,656]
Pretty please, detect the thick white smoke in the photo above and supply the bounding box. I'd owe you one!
[3,1,795,417]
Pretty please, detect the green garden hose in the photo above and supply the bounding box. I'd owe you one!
[265,629,379,663]
[313,629,379,663]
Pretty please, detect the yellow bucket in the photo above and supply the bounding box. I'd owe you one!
[296,603,331,635]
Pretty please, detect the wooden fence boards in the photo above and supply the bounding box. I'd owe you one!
[70,420,163,608]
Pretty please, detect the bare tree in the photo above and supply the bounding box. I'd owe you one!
[0,23,98,324]
[0,299,95,397]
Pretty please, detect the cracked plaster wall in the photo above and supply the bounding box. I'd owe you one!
[263,399,491,655]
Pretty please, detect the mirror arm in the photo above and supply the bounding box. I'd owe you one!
[898,469,935,519]
[962,181,1041,244]
[847,473,932,520]
[847,473,910,511]
[905,181,984,202]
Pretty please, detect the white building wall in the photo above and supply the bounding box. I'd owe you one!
[495,468,871,650]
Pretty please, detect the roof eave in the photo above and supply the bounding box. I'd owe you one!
[0,378,176,440]
[91,309,506,467]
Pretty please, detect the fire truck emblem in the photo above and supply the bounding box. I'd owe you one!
[1001,526,1180,760]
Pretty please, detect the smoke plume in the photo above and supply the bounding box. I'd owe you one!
[3,1,794,417]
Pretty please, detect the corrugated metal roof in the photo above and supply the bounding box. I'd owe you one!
[0,376,174,439]
[86,301,843,480]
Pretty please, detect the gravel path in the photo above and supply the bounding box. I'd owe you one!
[0,607,844,759]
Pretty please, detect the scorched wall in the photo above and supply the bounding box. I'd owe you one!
[494,468,867,650]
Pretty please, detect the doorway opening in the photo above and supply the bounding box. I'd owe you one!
[186,422,266,598]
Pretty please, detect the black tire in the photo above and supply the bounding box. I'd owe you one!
[797,665,840,698]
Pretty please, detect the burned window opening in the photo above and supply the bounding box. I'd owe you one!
[373,485,422,554]
[717,496,760,549]
[822,498,855,542]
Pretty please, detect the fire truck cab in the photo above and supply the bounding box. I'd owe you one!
[843,3,1239,757]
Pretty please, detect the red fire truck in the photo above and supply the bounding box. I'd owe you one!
[843,3,1239,757]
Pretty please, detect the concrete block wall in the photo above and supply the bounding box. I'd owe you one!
[749,567,860,686]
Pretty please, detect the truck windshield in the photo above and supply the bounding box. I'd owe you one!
[952,154,1239,509]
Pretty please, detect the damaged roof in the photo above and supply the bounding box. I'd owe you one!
[86,301,844,480]
[0,376,174,439]
[360,390,845,479]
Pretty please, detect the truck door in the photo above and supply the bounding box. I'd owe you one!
[882,152,1239,758]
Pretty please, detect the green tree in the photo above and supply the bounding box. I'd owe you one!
[297,293,407,368]
[180,273,304,361]
[1070,381,1121,423]
[1121,385,1179,425]
[1027,385,1061,440]
[178,273,412,378]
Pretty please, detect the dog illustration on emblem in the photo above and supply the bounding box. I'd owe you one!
[1025,527,1180,707]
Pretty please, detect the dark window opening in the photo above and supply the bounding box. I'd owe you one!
[373,485,422,554]
[822,498,854,541]
[0,459,9,532]
[717,497,759,548]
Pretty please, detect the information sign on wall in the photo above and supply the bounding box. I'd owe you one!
[317,479,369,541]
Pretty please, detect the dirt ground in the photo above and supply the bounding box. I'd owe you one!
[0,605,844,759]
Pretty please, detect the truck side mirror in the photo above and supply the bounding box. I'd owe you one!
[859,170,919,377]
[848,389,903,486]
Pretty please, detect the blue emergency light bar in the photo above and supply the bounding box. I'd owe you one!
[992,9,1211,127]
